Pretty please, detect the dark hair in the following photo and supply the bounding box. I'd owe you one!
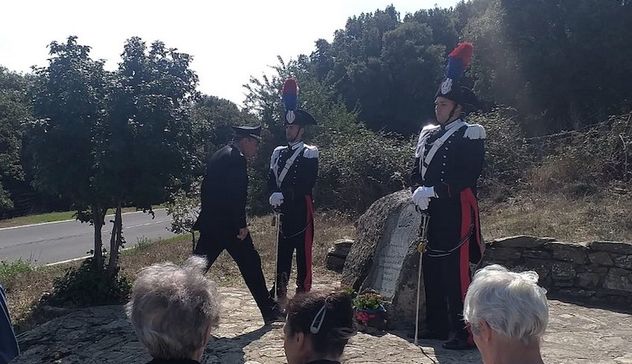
[285,290,357,356]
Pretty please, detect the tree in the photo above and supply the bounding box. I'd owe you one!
[30,37,111,268]
[29,36,200,274]
[102,37,200,273]
[0,67,31,216]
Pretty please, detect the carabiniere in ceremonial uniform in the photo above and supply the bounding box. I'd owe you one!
[268,78,319,303]
[410,42,486,350]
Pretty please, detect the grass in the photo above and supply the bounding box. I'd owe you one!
[0,206,158,229]
[5,211,354,333]
[0,259,34,290]
[480,190,632,242]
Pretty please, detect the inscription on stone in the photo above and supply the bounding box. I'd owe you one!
[364,205,419,300]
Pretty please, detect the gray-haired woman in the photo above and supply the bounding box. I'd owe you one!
[127,256,220,364]
[463,264,548,364]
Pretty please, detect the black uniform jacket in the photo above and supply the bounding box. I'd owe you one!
[193,144,248,235]
[267,142,318,231]
[410,119,485,261]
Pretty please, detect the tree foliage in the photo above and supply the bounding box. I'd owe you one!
[0,67,31,215]
[29,36,200,272]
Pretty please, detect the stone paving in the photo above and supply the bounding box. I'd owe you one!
[13,282,632,363]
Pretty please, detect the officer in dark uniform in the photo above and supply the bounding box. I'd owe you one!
[193,124,283,324]
[267,78,319,303]
[410,43,486,350]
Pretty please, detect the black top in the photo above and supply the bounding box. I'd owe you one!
[193,144,248,233]
[306,360,341,364]
[410,120,484,199]
[267,144,318,202]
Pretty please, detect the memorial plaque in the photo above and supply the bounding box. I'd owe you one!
[362,204,419,301]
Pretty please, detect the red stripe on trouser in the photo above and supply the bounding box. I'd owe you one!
[303,196,314,292]
[460,188,478,344]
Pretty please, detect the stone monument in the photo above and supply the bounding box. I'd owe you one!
[341,189,426,330]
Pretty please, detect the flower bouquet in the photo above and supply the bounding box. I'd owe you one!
[352,289,387,332]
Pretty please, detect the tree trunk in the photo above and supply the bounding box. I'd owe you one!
[93,206,104,270]
[107,203,123,276]
[191,230,196,254]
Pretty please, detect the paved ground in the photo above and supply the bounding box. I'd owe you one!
[12,281,632,364]
[0,209,175,265]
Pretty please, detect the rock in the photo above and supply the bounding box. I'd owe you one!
[325,255,346,273]
[523,249,552,260]
[588,251,614,266]
[589,241,632,255]
[483,247,523,262]
[325,239,354,273]
[613,255,632,270]
[551,261,576,282]
[545,241,588,264]
[341,190,425,330]
[604,268,632,293]
[490,235,555,249]
[576,272,601,289]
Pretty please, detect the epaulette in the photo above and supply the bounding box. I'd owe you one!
[422,124,440,132]
[463,123,486,140]
[270,146,287,168]
[303,144,319,159]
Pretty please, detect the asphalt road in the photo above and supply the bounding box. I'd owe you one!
[0,209,176,266]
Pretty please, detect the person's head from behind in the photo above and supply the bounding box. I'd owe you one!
[232,125,261,159]
[126,256,220,362]
[464,264,548,364]
[283,290,357,364]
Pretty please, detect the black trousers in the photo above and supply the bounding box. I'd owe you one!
[422,249,469,340]
[273,199,314,296]
[194,230,276,318]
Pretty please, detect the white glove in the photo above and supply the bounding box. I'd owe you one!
[413,195,430,210]
[412,186,436,210]
[413,186,436,199]
[269,192,284,207]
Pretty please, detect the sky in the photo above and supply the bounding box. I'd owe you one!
[1,0,460,106]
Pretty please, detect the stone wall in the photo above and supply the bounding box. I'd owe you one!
[483,236,632,308]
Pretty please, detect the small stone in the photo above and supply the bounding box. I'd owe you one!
[589,241,632,255]
[588,251,614,266]
[551,261,576,281]
[490,235,555,249]
[604,268,632,293]
[613,255,632,270]
[545,241,588,264]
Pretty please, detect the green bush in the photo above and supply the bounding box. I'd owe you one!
[43,258,130,307]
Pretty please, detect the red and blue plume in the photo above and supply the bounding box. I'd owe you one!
[446,42,473,80]
[282,78,298,111]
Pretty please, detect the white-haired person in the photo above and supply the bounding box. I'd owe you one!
[463,264,548,364]
[127,256,221,364]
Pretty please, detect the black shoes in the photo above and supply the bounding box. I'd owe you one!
[442,337,476,350]
[263,304,286,325]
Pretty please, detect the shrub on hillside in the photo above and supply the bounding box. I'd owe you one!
[43,258,130,307]
[527,113,632,194]
[315,128,411,213]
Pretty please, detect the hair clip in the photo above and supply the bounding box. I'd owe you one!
[310,303,328,334]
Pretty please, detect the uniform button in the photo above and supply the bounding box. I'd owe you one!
[440,179,444,182]
[443,155,446,158]
[442,163,446,166]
